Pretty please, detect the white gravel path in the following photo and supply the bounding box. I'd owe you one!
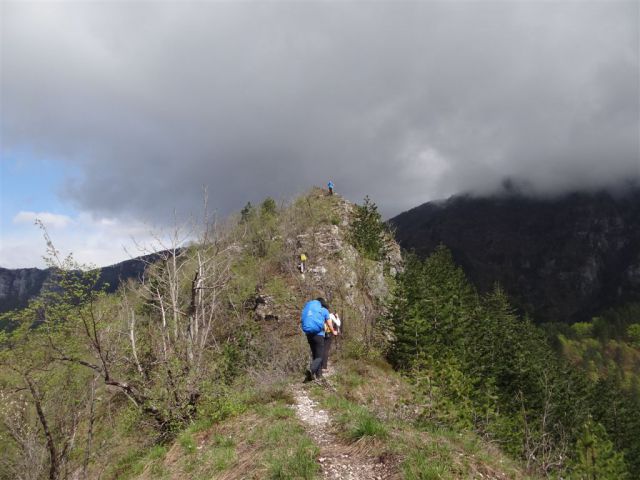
[291,370,394,480]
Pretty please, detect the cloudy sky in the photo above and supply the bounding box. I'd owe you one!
[1,1,638,268]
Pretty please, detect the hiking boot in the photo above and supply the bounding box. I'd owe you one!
[303,369,313,383]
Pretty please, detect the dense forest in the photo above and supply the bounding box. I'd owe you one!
[387,247,640,478]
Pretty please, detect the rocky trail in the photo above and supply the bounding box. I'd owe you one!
[291,368,396,480]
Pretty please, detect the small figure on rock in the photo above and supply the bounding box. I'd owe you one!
[322,313,340,371]
[327,180,334,195]
[298,252,307,273]
[301,297,331,382]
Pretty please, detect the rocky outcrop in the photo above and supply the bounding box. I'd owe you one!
[390,188,640,323]
[293,194,401,325]
[252,293,279,321]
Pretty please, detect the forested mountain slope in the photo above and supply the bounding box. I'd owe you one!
[390,187,640,323]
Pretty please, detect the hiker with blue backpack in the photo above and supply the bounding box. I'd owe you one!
[301,297,337,381]
[327,181,334,195]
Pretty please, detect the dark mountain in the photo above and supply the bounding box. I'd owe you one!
[0,253,162,314]
[390,188,640,323]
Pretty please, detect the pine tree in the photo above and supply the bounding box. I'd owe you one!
[388,246,476,367]
[349,196,387,261]
[569,419,628,480]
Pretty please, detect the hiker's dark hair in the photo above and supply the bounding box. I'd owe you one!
[316,297,330,310]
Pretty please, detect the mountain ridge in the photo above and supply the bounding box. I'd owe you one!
[0,252,162,314]
[390,187,640,322]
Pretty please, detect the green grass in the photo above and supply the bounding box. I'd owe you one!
[317,392,388,440]
[403,450,450,480]
[147,444,168,460]
[178,432,197,454]
[172,398,319,479]
[247,400,320,479]
[266,437,319,480]
[202,440,237,474]
[103,449,146,480]
[349,411,389,440]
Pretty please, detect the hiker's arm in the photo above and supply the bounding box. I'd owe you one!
[327,318,338,336]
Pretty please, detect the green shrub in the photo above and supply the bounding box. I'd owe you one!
[261,197,278,216]
[349,196,388,261]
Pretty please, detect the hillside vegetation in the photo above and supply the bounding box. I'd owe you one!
[1,188,637,479]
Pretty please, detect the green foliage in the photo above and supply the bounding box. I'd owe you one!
[589,376,640,476]
[388,247,476,369]
[628,324,640,348]
[569,419,628,480]
[261,197,278,216]
[543,305,640,475]
[349,196,388,261]
[240,201,255,222]
[410,355,477,429]
[572,322,594,339]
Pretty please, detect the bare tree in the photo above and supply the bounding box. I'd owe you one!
[519,372,569,477]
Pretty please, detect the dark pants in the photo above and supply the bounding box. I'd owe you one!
[321,335,333,369]
[306,333,325,378]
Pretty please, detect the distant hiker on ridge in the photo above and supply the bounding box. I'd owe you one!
[298,253,307,273]
[301,297,331,381]
[328,180,334,195]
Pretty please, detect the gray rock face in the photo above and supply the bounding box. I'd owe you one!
[0,253,157,314]
[0,267,50,312]
[391,188,640,323]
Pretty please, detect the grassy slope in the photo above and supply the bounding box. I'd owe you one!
[117,357,536,480]
[311,358,536,480]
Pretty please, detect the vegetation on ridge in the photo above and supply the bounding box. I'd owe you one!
[0,188,638,479]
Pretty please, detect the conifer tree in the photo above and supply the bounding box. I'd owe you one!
[349,196,387,261]
[569,419,628,480]
[388,246,476,367]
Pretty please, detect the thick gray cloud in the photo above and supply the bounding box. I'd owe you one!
[2,1,638,219]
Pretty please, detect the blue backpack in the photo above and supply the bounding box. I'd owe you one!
[301,300,328,335]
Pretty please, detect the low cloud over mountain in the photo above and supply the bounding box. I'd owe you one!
[2,1,638,222]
